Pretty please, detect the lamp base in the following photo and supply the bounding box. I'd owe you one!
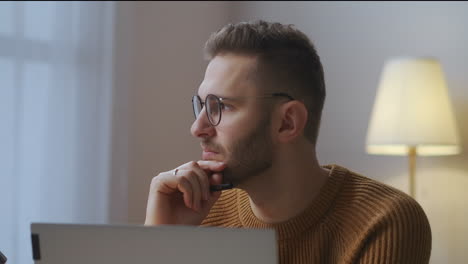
[408,146,417,198]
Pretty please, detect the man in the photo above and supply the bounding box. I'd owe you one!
[145,20,432,263]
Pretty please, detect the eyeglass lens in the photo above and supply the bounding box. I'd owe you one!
[206,94,221,126]
[192,95,221,126]
[192,96,202,119]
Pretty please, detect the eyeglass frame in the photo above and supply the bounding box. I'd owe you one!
[192,92,295,126]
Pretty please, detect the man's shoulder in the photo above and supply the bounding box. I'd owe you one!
[340,167,416,206]
[328,165,432,262]
[332,165,431,232]
[339,167,420,207]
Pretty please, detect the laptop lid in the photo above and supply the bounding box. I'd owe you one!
[30,223,277,264]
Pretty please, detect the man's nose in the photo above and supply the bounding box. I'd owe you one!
[190,108,215,138]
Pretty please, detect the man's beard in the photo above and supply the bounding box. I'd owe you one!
[221,114,274,186]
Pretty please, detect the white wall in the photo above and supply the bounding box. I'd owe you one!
[230,2,468,264]
[111,2,468,263]
[110,1,232,224]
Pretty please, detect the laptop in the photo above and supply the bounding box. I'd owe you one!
[30,223,277,264]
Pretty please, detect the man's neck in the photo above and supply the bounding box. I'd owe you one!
[240,147,329,224]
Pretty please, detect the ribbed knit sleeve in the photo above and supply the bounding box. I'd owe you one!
[353,185,432,263]
[201,165,432,264]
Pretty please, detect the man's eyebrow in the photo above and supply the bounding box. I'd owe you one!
[198,94,237,100]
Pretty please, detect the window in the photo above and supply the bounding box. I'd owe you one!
[0,2,115,263]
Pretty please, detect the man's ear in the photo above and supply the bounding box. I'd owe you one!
[276,101,308,143]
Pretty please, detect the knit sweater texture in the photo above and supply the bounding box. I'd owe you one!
[201,164,432,264]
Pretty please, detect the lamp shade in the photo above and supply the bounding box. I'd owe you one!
[366,57,461,156]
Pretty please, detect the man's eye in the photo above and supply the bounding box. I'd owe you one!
[220,103,233,111]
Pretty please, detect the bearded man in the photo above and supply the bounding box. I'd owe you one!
[144,20,432,264]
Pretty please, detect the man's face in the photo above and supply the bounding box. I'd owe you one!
[190,54,274,185]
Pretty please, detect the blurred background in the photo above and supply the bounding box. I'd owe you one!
[0,1,467,263]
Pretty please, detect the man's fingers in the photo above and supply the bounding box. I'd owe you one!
[208,173,225,198]
[180,160,225,201]
[210,173,223,185]
[154,161,227,212]
[177,170,203,212]
[178,162,209,205]
[190,166,210,201]
[201,173,224,211]
[176,176,193,210]
[153,171,198,211]
[146,161,228,226]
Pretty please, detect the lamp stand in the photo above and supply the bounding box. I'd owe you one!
[408,146,417,198]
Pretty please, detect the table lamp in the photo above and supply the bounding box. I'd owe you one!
[366,57,461,197]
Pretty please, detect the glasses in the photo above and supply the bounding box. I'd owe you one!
[192,92,294,126]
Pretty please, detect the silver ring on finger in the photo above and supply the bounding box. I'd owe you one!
[173,168,179,176]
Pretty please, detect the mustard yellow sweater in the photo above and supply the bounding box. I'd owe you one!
[202,165,432,263]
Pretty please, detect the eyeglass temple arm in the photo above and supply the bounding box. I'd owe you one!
[271,92,294,100]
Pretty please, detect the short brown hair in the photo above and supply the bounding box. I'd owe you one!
[204,20,326,144]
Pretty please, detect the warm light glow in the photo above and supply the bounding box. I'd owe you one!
[366,57,461,156]
[366,144,461,156]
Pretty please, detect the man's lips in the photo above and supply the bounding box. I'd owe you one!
[200,142,223,160]
[202,149,219,160]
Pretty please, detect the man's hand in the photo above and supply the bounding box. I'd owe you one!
[144,160,227,226]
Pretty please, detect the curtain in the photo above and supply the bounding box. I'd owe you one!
[0,2,115,263]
